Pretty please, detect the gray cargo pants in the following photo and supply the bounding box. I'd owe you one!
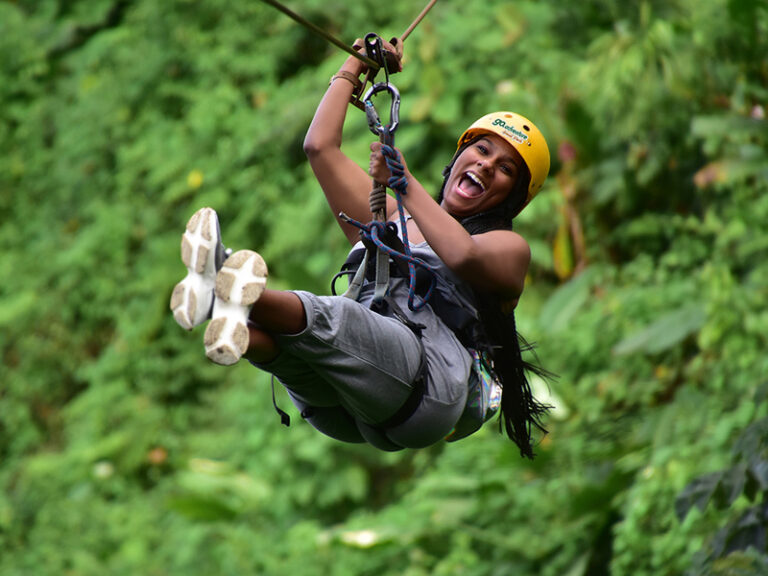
[251,289,471,450]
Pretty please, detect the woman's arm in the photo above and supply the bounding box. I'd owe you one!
[304,42,399,245]
[370,143,530,299]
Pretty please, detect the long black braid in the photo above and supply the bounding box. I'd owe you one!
[440,140,552,459]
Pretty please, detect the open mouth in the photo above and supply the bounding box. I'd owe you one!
[456,171,486,199]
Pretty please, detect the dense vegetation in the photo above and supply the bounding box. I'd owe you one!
[1,0,767,574]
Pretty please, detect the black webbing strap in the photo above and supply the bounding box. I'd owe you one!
[271,375,291,427]
[375,353,427,430]
[369,295,428,431]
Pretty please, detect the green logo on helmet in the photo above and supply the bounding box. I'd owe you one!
[492,118,528,143]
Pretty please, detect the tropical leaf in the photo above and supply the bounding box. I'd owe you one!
[613,304,706,356]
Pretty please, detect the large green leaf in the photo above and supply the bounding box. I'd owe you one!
[613,304,706,356]
[539,267,596,333]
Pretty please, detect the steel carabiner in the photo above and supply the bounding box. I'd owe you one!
[363,82,401,146]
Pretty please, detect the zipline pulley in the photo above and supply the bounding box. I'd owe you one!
[348,33,400,111]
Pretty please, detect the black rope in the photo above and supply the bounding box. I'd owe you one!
[271,375,291,427]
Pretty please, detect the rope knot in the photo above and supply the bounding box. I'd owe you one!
[381,144,408,194]
[340,212,436,311]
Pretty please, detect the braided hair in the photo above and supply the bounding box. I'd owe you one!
[439,140,552,459]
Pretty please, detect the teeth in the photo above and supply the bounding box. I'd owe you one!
[465,172,486,191]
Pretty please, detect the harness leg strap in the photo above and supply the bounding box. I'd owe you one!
[369,295,428,432]
[342,249,369,301]
[373,247,390,303]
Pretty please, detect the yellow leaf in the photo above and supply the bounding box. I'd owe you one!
[187,169,204,189]
[552,208,574,280]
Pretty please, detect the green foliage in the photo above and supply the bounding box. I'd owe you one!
[677,400,768,575]
[2,0,767,575]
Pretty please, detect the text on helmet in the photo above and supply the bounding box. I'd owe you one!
[492,118,529,144]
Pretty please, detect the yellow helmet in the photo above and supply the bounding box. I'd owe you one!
[456,112,550,212]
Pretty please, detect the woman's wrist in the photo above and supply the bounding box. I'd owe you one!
[327,56,367,98]
[341,54,366,77]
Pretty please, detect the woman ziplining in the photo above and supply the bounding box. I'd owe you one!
[170,33,552,458]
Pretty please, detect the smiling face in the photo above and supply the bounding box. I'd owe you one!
[440,134,526,219]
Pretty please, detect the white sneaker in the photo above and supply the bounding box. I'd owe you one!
[170,207,229,330]
[204,250,268,366]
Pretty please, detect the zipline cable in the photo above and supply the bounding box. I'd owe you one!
[259,0,379,69]
[259,0,439,65]
[399,0,438,43]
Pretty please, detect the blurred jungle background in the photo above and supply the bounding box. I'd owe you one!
[2,0,768,574]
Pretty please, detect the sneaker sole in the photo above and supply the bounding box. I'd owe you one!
[204,250,268,366]
[170,207,224,330]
